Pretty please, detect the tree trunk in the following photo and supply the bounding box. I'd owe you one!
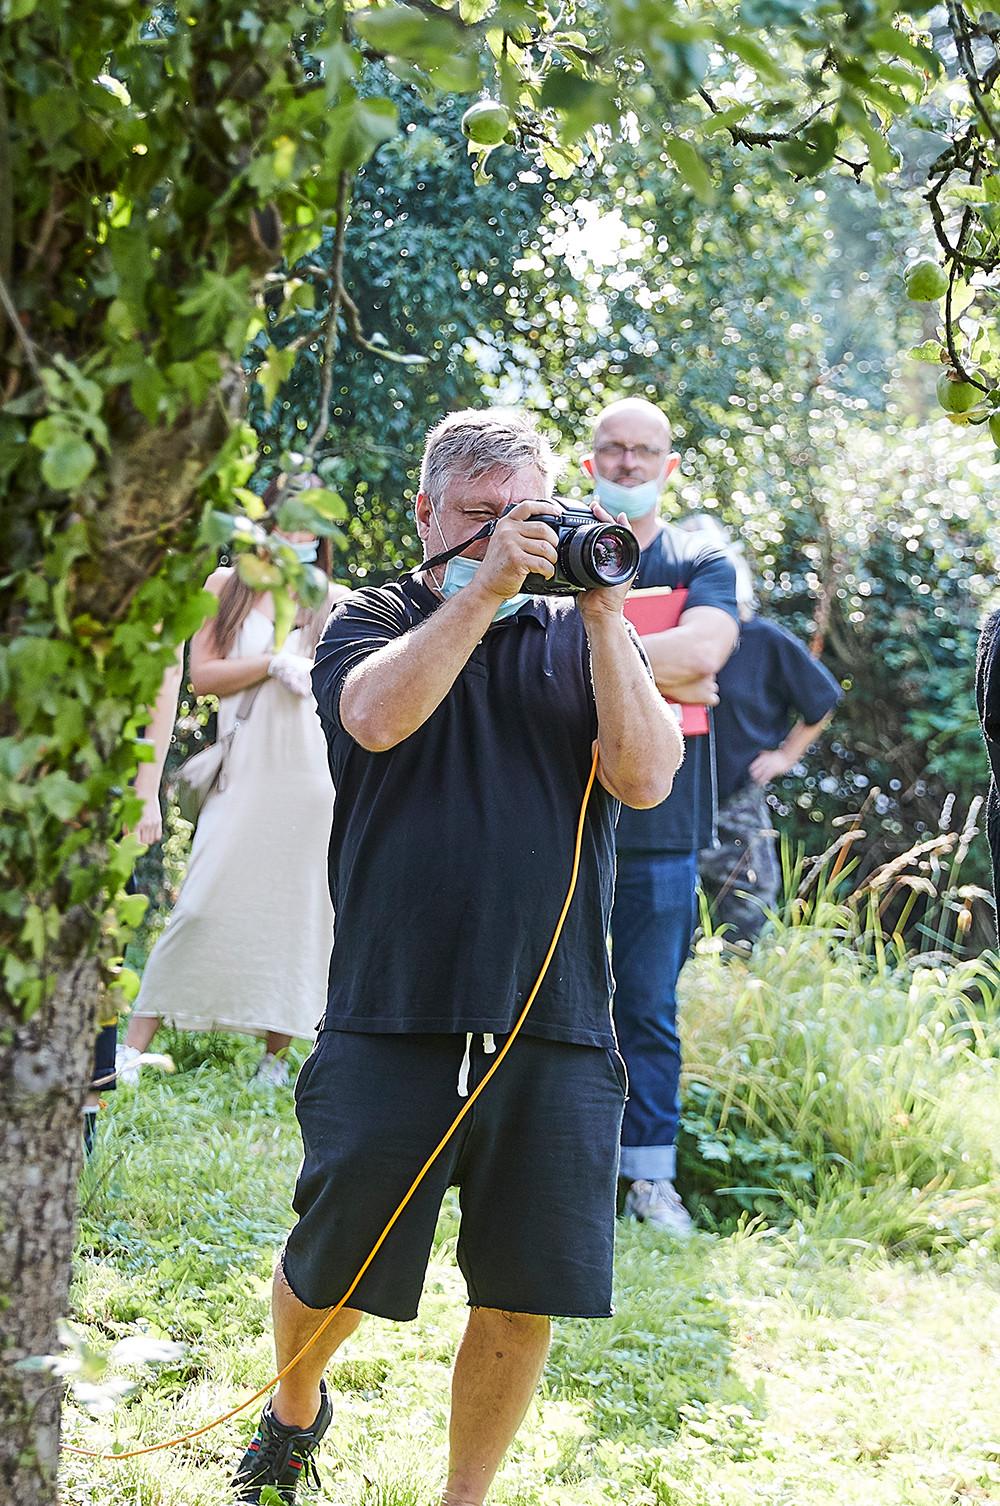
[0,953,102,1506]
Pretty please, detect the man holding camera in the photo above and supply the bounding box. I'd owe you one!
[590,398,739,1237]
[231,409,682,1506]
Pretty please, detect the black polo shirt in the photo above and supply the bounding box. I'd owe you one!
[616,523,739,855]
[714,616,843,803]
[310,577,623,1048]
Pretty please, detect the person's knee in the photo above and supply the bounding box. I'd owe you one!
[470,1307,551,1343]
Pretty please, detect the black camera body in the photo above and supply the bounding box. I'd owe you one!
[514,503,641,596]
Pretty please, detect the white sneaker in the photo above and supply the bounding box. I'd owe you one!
[622,1178,694,1237]
[253,1052,290,1088]
[115,1043,143,1087]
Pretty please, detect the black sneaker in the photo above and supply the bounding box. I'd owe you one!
[231,1381,332,1503]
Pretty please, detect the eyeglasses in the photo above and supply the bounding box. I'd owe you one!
[595,442,667,461]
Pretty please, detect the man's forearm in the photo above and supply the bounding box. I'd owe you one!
[338,583,500,751]
[587,615,683,809]
[643,626,720,688]
[782,714,833,762]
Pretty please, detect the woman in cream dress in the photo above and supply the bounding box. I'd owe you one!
[119,513,350,1087]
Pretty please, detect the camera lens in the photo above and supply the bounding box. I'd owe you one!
[592,533,630,576]
[565,523,640,589]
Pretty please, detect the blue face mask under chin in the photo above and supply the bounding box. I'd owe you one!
[289,539,319,564]
[439,554,529,623]
[593,471,663,520]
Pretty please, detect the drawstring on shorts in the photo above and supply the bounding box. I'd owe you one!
[457,1032,497,1096]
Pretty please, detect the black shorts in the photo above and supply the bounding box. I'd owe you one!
[282,1030,627,1320]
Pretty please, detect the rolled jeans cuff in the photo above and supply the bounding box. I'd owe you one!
[619,1144,676,1183]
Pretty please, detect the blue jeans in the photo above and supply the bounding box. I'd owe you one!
[611,850,698,1182]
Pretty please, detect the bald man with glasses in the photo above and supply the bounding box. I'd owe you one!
[588,398,740,1236]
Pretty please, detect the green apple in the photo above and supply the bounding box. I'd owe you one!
[904,258,948,302]
[461,100,511,148]
[937,372,981,413]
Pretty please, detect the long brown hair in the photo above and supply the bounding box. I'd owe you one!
[211,477,334,658]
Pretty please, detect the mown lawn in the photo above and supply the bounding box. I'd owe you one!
[62,1030,1000,1506]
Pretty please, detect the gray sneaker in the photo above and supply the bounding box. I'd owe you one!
[621,1178,694,1237]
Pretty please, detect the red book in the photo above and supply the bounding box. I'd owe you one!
[623,586,710,736]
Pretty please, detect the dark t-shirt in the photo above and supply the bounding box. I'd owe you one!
[616,523,739,855]
[713,616,842,803]
[310,578,625,1048]
[976,610,1000,932]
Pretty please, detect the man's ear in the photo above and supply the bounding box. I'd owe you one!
[665,454,681,482]
[415,491,431,539]
[582,455,595,478]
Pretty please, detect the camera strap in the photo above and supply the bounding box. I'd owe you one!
[417,518,499,575]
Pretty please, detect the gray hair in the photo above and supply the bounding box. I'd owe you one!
[419,408,557,501]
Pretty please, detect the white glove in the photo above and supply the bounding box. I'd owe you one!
[267,651,314,699]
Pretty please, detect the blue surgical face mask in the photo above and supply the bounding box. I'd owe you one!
[593,471,664,520]
[290,539,319,564]
[440,554,529,623]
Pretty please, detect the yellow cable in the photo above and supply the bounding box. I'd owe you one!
[65,745,601,1461]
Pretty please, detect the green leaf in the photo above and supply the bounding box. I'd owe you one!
[117,892,148,927]
[666,138,715,204]
[29,90,81,148]
[255,347,297,410]
[907,340,945,363]
[236,555,285,591]
[38,772,86,820]
[459,0,495,17]
[272,588,296,651]
[700,102,752,135]
[540,70,616,142]
[719,31,784,83]
[22,904,47,962]
[40,436,97,491]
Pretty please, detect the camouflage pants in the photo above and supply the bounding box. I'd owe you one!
[698,783,781,945]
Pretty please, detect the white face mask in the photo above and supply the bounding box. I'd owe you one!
[593,471,663,520]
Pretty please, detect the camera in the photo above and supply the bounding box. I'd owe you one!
[510,502,641,596]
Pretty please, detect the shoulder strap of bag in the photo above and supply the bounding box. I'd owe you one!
[232,677,267,724]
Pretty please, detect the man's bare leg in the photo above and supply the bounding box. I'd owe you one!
[441,1308,551,1506]
[265,1031,292,1056]
[270,1261,363,1427]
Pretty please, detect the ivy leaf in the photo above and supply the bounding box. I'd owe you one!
[40,435,97,491]
[37,772,86,820]
[117,892,148,928]
[255,347,297,410]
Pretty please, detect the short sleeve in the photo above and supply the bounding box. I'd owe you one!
[312,585,418,736]
[682,547,740,624]
[771,626,843,725]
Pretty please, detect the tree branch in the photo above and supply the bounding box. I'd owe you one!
[303,169,351,464]
[0,269,44,384]
[947,0,1000,146]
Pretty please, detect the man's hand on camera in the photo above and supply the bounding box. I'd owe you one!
[471,499,562,602]
[577,502,635,624]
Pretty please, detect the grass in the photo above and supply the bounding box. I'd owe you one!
[62,952,1000,1506]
